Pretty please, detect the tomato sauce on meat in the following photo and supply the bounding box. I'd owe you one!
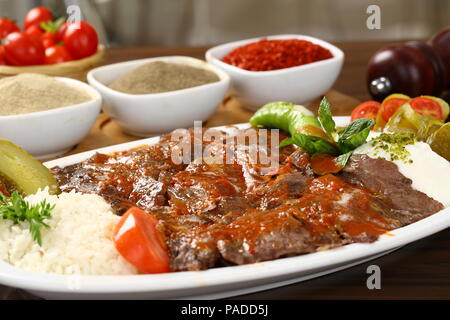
[51,127,442,271]
[298,174,393,236]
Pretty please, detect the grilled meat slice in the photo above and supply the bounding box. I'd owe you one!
[52,145,185,215]
[168,162,247,215]
[247,167,313,210]
[212,207,331,265]
[341,154,444,226]
[162,218,220,271]
[160,205,341,270]
[286,149,315,176]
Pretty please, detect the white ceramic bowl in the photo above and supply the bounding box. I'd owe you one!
[0,77,101,159]
[87,56,230,136]
[205,34,344,111]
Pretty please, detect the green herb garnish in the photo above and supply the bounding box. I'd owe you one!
[250,97,375,171]
[317,96,337,139]
[335,151,354,167]
[0,192,54,245]
[337,117,374,153]
[285,97,374,166]
[280,133,340,155]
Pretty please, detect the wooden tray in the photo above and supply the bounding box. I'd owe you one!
[47,90,359,160]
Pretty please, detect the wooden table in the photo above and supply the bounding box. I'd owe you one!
[3,41,450,300]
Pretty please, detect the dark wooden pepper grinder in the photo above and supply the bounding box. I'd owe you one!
[367,27,450,102]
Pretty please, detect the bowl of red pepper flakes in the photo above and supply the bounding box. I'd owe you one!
[221,39,333,72]
[206,34,344,111]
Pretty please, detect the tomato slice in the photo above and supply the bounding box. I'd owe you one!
[114,207,171,274]
[350,101,381,121]
[409,97,443,119]
[380,98,409,122]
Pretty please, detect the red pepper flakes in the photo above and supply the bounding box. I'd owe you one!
[222,39,333,72]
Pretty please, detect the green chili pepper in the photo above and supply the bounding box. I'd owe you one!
[249,97,376,172]
[250,102,321,136]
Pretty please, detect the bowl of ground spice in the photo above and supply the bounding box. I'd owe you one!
[206,34,344,111]
[87,56,230,136]
[0,73,101,159]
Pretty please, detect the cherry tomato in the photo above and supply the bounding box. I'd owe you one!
[25,24,43,39]
[45,45,72,64]
[41,31,56,48]
[63,21,98,59]
[3,31,45,66]
[380,97,409,122]
[54,22,68,43]
[26,27,56,48]
[409,97,443,119]
[24,6,53,30]
[114,207,171,274]
[0,18,19,39]
[350,100,381,121]
[0,46,6,65]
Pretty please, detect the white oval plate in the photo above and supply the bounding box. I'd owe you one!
[0,117,448,300]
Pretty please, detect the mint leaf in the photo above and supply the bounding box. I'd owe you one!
[281,133,340,155]
[335,151,353,167]
[318,96,336,139]
[338,118,375,153]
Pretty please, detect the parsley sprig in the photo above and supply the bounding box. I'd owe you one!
[0,192,54,246]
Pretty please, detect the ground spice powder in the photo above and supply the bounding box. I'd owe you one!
[0,73,93,116]
[109,61,220,94]
[222,39,333,71]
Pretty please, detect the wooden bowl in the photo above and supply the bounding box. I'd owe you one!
[0,45,106,82]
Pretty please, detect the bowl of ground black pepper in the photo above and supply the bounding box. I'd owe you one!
[0,73,101,159]
[206,34,344,111]
[87,56,230,136]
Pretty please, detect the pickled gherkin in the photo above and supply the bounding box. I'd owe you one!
[385,103,445,142]
[384,103,421,133]
[0,140,60,196]
[428,123,450,162]
[416,116,444,141]
[374,93,410,130]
